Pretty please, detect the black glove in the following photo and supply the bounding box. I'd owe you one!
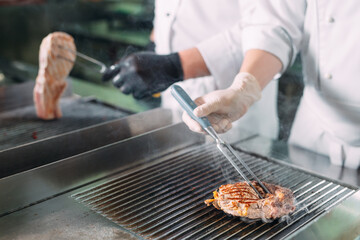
[144,40,156,52]
[102,51,183,99]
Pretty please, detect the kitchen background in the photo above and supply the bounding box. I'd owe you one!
[0,0,303,142]
[1,2,359,239]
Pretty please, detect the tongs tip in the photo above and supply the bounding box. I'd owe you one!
[56,44,107,73]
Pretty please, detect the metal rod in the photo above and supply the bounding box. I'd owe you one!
[57,45,107,73]
[216,142,264,199]
[224,142,271,194]
[75,51,107,73]
[57,54,102,74]
[205,126,270,197]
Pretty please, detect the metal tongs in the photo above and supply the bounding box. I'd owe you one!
[56,45,161,97]
[57,45,109,74]
[171,85,270,198]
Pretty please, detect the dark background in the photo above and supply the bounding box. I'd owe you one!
[0,0,154,85]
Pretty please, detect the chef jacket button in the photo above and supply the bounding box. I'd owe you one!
[325,73,332,79]
[166,12,171,17]
[328,17,335,23]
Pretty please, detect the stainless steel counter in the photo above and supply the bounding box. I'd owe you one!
[231,134,360,188]
[0,118,359,239]
[0,192,138,240]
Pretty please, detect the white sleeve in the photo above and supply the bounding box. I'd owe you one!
[196,24,243,88]
[196,1,255,88]
[242,0,306,73]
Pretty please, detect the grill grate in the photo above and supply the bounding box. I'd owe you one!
[72,143,356,239]
[0,98,128,151]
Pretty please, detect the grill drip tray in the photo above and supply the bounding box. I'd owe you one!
[72,143,356,240]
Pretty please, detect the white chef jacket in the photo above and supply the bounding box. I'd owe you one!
[154,0,279,139]
[243,0,360,168]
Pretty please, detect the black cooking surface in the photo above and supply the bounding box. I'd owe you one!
[72,143,356,240]
[0,98,129,151]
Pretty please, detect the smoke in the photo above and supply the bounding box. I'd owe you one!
[220,160,238,183]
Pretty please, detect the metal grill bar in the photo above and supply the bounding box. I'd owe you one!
[73,145,208,201]
[72,143,356,240]
[83,152,216,207]
[147,170,318,239]
[183,182,308,240]
[76,148,268,219]
[263,189,354,240]
[73,144,218,199]
[224,183,338,240]
[124,161,284,230]
[132,163,282,234]
[171,174,318,240]
[195,178,314,240]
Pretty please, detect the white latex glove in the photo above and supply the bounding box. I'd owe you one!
[182,72,262,134]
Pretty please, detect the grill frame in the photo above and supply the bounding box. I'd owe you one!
[0,97,131,152]
[0,122,359,240]
[0,107,172,179]
[72,142,357,240]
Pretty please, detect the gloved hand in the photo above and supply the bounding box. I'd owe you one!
[182,72,262,134]
[102,51,183,99]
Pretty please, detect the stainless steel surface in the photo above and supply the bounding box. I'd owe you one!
[0,124,256,240]
[0,108,172,178]
[0,97,130,152]
[0,193,139,240]
[71,139,357,239]
[0,123,359,239]
[291,191,360,240]
[0,123,201,217]
[234,135,360,188]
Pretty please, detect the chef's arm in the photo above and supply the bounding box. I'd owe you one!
[149,28,155,42]
[239,49,282,89]
[178,47,210,80]
[144,29,155,52]
[102,47,211,99]
[182,49,282,134]
[182,0,304,134]
[149,27,209,79]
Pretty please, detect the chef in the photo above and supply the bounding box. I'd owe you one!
[103,0,279,140]
[182,0,360,169]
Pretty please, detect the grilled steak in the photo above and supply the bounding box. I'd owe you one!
[34,32,76,120]
[205,181,296,219]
